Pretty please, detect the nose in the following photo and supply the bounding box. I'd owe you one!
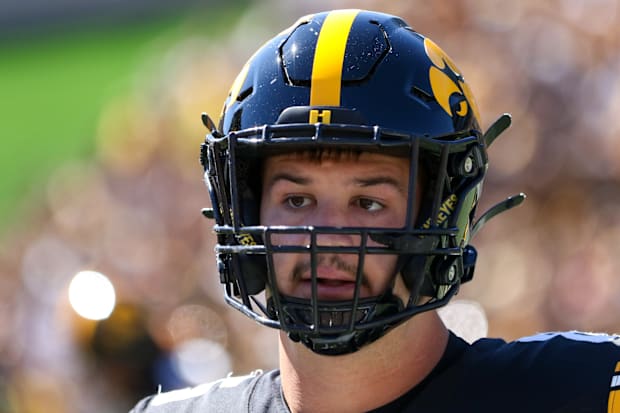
[268,201,362,248]
[312,202,359,248]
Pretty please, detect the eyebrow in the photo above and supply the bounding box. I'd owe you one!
[354,176,407,195]
[265,173,406,194]
[265,172,310,188]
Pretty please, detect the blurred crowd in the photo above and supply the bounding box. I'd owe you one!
[1,0,620,411]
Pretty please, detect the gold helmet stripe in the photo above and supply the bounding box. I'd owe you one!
[310,9,360,106]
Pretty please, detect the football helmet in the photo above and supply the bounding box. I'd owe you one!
[200,9,524,355]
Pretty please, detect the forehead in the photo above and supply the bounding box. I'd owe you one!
[262,149,410,171]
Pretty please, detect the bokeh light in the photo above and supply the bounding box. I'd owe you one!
[171,338,233,386]
[68,271,116,321]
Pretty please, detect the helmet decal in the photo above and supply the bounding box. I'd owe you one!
[308,108,332,123]
[309,9,360,106]
[424,38,481,122]
[227,61,251,107]
[222,34,277,118]
[421,194,459,230]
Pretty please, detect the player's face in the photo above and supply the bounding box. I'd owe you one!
[260,151,413,301]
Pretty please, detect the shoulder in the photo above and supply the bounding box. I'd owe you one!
[467,330,620,379]
[485,330,620,365]
[129,370,285,413]
[514,330,620,347]
[462,330,620,410]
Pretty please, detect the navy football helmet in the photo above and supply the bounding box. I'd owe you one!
[200,9,523,355]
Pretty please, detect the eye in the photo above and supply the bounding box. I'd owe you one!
[286,195,312,209]
[356,198,384,212]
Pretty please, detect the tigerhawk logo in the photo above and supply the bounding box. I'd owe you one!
[423,38,480,122]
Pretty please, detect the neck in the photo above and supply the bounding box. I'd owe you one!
[279,311,449,413]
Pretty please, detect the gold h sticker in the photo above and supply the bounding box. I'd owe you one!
[309,109,332,124]
[310,9,360,106]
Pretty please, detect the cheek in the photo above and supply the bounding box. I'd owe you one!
[268,231,309,247]
[259,195,272,226]
[268,252,298,295]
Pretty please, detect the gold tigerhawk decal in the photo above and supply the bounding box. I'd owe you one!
[424,38,481,122]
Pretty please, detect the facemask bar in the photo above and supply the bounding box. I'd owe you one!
[199,111,525,354]
[264,227,371,337]
[208,123,481,332]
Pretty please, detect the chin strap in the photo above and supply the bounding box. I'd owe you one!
[268,293,404,356]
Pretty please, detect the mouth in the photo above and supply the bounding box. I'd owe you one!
[302,279,356,298]
[297,266,365,300]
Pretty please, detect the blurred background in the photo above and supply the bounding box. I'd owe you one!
[1,0,620,411]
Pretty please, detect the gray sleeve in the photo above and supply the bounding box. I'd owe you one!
[128,373,266,413]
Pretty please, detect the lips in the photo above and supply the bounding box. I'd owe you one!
[296,265,364,300]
